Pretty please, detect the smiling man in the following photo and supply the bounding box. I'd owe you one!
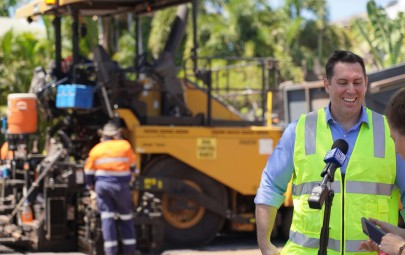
[255,50,405,255]
[324,57,367,131]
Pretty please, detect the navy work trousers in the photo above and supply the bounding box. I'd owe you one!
[95,181,136,255]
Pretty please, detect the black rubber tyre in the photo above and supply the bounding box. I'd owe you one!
[145,157,227,248]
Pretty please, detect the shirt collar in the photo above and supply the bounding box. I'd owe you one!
[325,103,369,127]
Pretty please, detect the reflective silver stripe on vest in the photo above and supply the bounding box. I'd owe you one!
[372,111,385,158]
[84,169,95,175]
[293,181,394,196]
[290,231,368,252]
[95,170,131,177]
[289,230,340,252]
[293,182,341,196]
[95,157,130,165]
[346,240,368,252]
[346,181,395,195]
[305,112,318,155]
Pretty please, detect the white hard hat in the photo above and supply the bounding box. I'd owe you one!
[101,122,121,137]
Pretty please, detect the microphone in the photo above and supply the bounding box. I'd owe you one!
[320,139,349,181]
[308,139,349,209]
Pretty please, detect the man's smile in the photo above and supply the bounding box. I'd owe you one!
[343,97,356,103]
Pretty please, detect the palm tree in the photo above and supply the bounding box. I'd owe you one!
[352,0,405,69]
[0,31,52,103]
[272,0,352,81]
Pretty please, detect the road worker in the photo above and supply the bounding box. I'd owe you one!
[0,141,10,162]
[84,122,138,255]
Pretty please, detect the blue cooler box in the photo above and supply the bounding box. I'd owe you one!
[56,84,94,109]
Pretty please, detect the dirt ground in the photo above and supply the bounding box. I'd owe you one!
[0,233,286,255]
[160,234,285,255]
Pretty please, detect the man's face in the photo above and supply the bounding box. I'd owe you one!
[389,125,405,160]
[324,62,368,120]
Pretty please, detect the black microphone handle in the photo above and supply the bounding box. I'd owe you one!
[320,163,331,177]
[320,163,338,186]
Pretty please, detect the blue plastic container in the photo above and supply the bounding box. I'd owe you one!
[1,117,7,134]
[3,166,9,179]
[56,84,94,109]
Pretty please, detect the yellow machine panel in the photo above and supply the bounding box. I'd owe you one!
[132,125,282,195]
[182,80,242,120]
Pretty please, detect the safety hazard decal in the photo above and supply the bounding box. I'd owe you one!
[197,138,217,159]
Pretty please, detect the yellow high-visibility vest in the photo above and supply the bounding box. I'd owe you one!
[282,108,398,255]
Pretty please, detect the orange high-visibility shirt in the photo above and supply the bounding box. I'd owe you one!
[0,142,12,161]
[84,139,136,175]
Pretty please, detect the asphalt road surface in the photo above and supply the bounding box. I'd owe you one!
[0,234,286,254]
[161,234,284,255]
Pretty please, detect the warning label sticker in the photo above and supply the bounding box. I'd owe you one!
[197,138,217,159]
[259,138,274,155]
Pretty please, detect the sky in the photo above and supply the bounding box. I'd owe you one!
[269,0,395,21]
[327,0,394,21]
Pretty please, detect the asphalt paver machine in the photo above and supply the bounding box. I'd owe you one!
[0,0,288,253]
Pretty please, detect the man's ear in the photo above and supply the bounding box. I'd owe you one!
[324,78,330,94]
[365,76,369,90]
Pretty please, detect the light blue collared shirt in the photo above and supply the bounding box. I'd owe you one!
[254,105,405,218]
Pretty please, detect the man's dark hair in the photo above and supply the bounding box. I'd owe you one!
[325,50,366,80]
[386,88,405,136]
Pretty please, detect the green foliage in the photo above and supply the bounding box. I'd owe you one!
[57,16,99,58]
[79,17,99,57]
[274,0,353,81]
[115,0,352,83]
[3,0,384,104]
[148,7,178,59]
[7,0,402,123]
[113,32,135,68]
[352,0,405,69]
[0,30,52,104]
[0,0,17,16]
